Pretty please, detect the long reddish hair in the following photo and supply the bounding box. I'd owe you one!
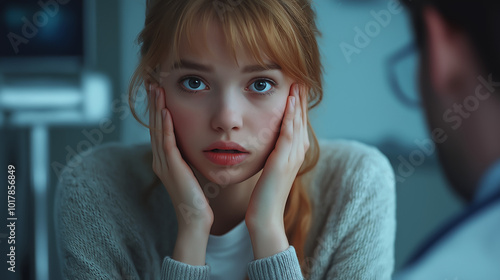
[128,0,324,277]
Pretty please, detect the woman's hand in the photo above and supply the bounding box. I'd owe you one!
[148,83,214,231]
[245,83,310,231]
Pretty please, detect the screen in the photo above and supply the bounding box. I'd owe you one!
[0,0,84,57]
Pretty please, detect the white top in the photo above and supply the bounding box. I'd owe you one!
[206,219,254,280]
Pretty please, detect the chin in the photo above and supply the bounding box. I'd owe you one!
[206,168,249,185]
[203,162,263,186]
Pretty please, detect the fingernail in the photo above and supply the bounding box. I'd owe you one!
[156,88,160,100]
[162,109,166,119]
[291,96,296,107]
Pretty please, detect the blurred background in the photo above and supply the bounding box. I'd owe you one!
[0,0,464,279]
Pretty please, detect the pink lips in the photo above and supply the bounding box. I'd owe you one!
[203,151,250,166]
[203,141,249,153]
[203,141,250,166]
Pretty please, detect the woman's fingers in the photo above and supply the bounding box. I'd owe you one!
[153,85,164,169]
[300,84,307,128]
[287,83,309,166]
[147,84,214,226]
[300,84,310,151]
[149,84,161,172]
[291,84,301,162]
[273,85,295,167]
[159,88,184,170]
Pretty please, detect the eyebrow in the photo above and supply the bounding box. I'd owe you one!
[170,59,281,73]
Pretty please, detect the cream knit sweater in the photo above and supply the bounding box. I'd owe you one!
[54,138,396,279]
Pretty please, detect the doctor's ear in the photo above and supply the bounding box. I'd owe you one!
[422,6,478,97]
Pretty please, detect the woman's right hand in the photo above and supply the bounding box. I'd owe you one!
[148,83,214,232]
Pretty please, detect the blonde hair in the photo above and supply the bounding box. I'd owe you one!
[128,0,324,277]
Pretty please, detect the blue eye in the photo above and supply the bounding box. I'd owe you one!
[180,77,208,92]
[249,79,276,95]
[177,77,277,96]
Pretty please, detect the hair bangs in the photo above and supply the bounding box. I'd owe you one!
[168,0,306,83]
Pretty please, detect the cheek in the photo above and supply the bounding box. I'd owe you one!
[168,107,199,145]
[262,100,287,132]
[171,110,195,128]
[252,106,286,144]
[165,94,197,129]
[268,111,285,133]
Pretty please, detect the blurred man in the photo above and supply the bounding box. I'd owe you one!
[394,1,500,279]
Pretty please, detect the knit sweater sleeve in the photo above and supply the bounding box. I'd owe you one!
[322,143,396,279]
[161,256,210,279]
[235,140,396,280]
[246,245,304,280]
[247,141,396,280]
[53,145,211,280]
[53,159,141,279]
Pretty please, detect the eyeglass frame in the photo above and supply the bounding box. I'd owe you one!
[386,41,421,109]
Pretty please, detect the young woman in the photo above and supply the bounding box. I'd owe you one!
[54,0,396,279]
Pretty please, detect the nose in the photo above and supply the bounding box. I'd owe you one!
[210,92,243,133]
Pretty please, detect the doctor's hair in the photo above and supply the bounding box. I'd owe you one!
[400,0,500,81]
[127,0,325,276]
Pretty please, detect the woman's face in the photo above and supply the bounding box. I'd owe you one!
[158,20,295,185]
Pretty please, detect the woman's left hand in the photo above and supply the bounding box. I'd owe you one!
[245,83,310,231]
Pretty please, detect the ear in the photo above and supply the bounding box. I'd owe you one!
[422,6,475,96]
